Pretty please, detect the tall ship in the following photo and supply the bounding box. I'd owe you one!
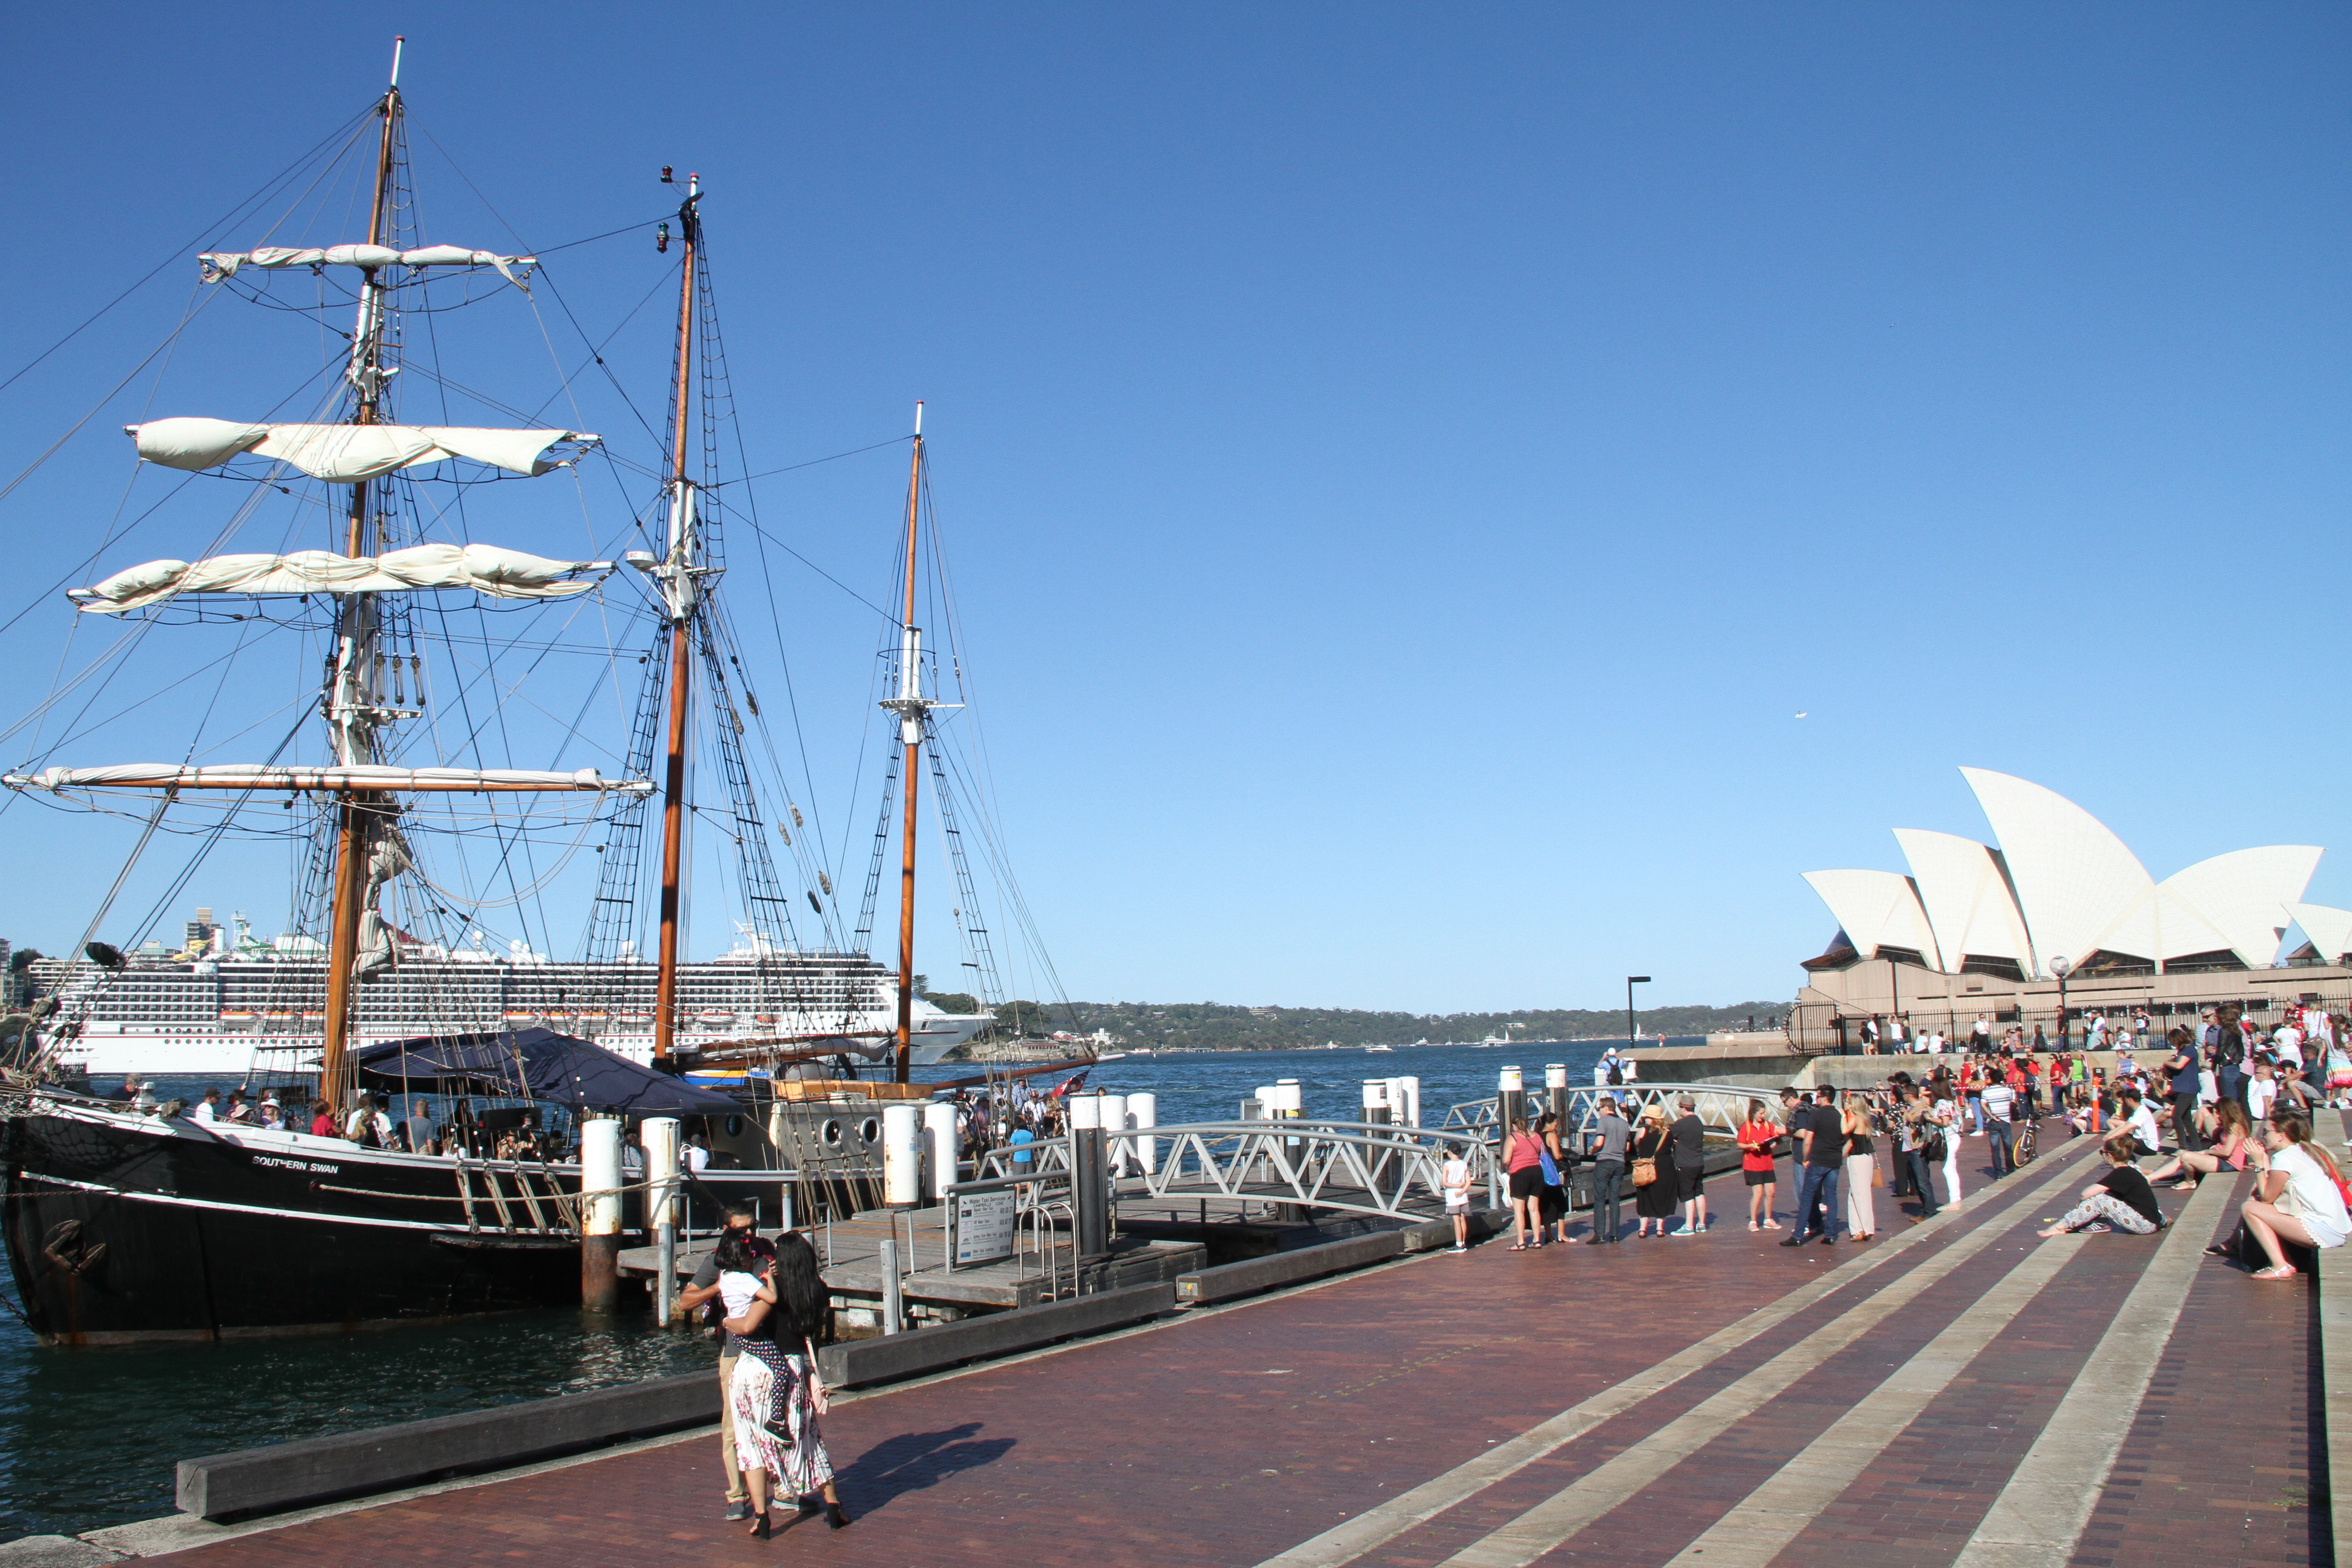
[0,45,1071,1342]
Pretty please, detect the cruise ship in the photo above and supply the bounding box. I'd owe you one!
[33,920,990,1079]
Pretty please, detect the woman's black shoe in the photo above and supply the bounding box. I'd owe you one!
[1779,1235,1808,1247]
[827,1502,853,1531]
[749,1512,772,1540]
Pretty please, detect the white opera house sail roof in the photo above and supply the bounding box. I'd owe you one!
[1803,768,2342,979]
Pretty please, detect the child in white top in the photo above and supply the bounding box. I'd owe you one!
[2249,1065,2278,1123]
[1441,1149,1472,1253]
[719,1267,775,1322]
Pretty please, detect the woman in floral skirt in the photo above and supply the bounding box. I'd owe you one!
[720,1231,850,1539]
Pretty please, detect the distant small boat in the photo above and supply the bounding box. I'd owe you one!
[1364,1044,1394,1054]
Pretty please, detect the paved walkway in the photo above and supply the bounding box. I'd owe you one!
[130,1116,2329,1568]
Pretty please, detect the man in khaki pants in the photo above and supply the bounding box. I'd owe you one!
[675,1203,774,1520]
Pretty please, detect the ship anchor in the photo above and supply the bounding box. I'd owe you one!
[40,1219,108,1279]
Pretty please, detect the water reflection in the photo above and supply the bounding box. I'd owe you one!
[0,1304,709,1542]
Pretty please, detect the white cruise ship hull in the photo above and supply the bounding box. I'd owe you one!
[35,953,991,1078]
[68,1024,980,1078]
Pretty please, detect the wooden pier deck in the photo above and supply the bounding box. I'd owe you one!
[619,1181,1474,1317]
[80,1108,2340,1568]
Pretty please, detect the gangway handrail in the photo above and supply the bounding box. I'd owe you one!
[1442,1082,1772,1147]
[954,1116,1501,1229]
[1127,1117,1499,1220]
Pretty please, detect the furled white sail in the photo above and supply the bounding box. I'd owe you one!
[126,418,599,480]
[200,245,535,286]
[4,766,653,794]
[352,833,416,981]
[71,544,613,613]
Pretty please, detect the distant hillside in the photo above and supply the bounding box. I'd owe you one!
[926,993,1790,1053]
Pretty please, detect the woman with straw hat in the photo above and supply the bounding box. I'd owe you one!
[1631,1102,1678,1238]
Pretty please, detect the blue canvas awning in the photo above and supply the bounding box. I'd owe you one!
[350,1027,742,1117]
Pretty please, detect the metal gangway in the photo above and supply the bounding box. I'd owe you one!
[924,1081,1780,1292]
[1129,1116,1499,1218]
[956,1112,1501,1235]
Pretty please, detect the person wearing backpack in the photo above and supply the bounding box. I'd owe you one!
[1896,1084,1940,1220]
[1535,1112,1570,1245]
[1503,1116,1547,1250]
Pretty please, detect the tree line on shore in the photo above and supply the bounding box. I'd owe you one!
[920,988,1788,1053]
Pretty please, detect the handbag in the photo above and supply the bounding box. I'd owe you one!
[803,1336,830,1416]
[1629,1132,1660,1189]
[1539,1146,1561,1187]
[1871,1158,1884,1189]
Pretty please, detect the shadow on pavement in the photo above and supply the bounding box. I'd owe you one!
[832,1421,1016,1513]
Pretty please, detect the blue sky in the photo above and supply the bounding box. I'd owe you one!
[0,4,2345,1014]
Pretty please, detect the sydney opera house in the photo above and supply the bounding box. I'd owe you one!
[1794,768,2352,1049]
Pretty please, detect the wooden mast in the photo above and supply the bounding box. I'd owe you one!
[651,176,702,1063]
[892,407,924,1082]
[318,39,404,1112]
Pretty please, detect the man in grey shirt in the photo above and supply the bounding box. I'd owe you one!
[1586,1096,1632,1244]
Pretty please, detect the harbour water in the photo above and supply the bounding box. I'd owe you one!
[0,1037,1691,1542]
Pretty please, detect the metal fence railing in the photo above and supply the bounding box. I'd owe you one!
[1441,1083,1764,1147]
[1793,977,2352,1058]
[1132,1118,1500,1217]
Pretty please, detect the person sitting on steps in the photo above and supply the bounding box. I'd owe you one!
[2038,1137,2165,1238]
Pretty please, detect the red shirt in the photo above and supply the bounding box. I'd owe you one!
[1504,1131,1544,1172]
[1736,1119,1778,1173]
[310,1113,337,1137]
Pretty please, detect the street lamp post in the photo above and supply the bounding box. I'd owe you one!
[2050,957,2072,1049]
[1627,976,1650,1060]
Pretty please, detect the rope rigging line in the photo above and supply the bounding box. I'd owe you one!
[900,451,1075,1025]
[0,336,355,641]
[26,708,311,1074]
[732,511,903,624]
[727,436,912,485]
[0,105,377,396]
[0,286,225,510]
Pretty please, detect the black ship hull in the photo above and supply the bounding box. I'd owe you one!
[2,1102,603,1344]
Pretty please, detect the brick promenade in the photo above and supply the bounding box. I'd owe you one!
[133,1114,2328,1568]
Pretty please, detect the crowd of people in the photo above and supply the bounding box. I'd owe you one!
[115,1076,570,1160]
[1475,999,2352,1279]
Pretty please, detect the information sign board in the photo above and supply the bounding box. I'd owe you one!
[953,1189,1018,1268]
